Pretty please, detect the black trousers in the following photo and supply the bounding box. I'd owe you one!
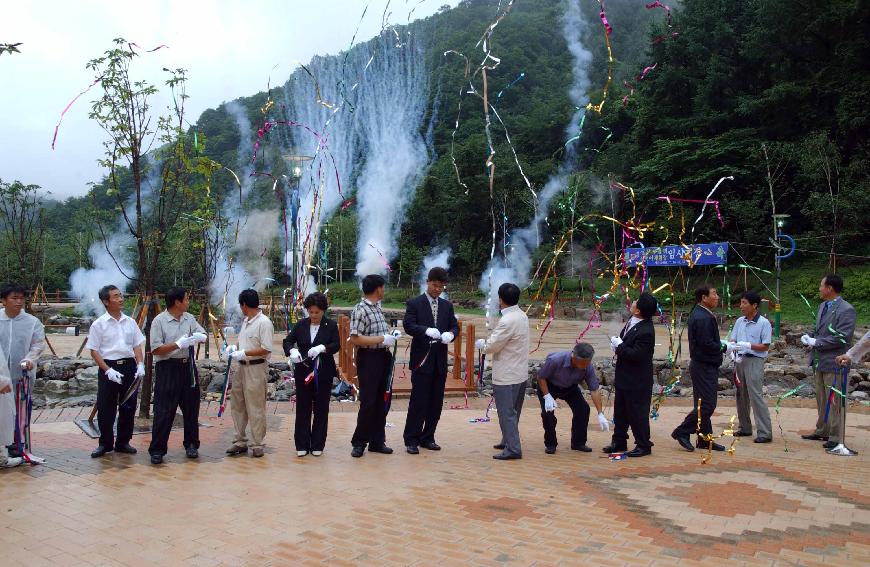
[611,386,653,450]
[294,367,333,451]
[148,359,200,456]
[673,360,719,438]
[351,349,391,448]
[536,381,589,448]
[96,358,137,449]
[403,369,447,446]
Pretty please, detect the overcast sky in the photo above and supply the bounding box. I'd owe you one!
[0,0,460,199]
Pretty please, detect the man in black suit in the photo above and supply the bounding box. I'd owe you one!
[603,292,658,457]
[402,267,459,454]
[671,284,734,452]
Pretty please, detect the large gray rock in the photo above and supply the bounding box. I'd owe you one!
[44,380,69,393]
[70,366,99,391]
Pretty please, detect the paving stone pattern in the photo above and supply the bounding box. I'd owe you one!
[1,398,868,566]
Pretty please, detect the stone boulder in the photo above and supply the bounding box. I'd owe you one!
[69,365,99,391]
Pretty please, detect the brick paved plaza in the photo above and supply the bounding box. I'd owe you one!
[1,397,868,566]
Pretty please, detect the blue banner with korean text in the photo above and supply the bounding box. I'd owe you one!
[623,243,728,267]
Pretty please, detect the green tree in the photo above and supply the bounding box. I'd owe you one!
[0,179,47,290]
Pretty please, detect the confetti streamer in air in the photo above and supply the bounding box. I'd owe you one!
[690,176,733,241]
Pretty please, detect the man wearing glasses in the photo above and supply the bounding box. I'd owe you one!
[402,267,459,454]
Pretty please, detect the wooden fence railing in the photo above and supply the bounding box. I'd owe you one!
[336,315,481,392]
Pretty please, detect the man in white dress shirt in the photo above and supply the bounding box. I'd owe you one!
[86,285,146,458]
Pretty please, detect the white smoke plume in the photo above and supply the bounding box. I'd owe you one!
[208,101,280,325]
[69,154,162,316]
[418,246,452,296]
[354,33,432,276]
[480,0,591,318]
[69,233,135,316]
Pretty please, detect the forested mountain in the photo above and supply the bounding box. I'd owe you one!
[7,0,867,293]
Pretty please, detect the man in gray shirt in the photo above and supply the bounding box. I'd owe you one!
[728,291,773,443]
[147,287,207,464]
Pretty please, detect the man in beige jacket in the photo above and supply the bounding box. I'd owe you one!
[225,289,274,458]
[477,283,529,460]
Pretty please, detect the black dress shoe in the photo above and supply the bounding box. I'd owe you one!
[493,443,505,450]
[822,440,838,449]
[186,447,199,459]
[733,431,753,437]
[226,445,248,455]
[492,453,522,460]
[406,445,419,455]
[150,454,163,465]
[696,441,726,451]
[626,447,651,457]
[545,446,556,454]
[753,437,772,444]
[115,444,137,454]
[671,432,695,452]
[602,445,627,454]
[571,445,592,453]
[91,446,112,458]
[421,442,441,451]
[368,445,393,454]
[801,433,828,441]
[351,446,365,458]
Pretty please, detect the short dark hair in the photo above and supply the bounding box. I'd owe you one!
[572,342,594,360]
[823,274,843,293]
[694,284,716,304]
[361,274,386,295]
[498,283,520,307]
[0,283,27,299]
[740,290,761,307]
[238,289,259,309]
[98,285,119,304]
[165,286,187,308]
[427,267,448,283]
[636,292,658,319]
[303,292,329,312]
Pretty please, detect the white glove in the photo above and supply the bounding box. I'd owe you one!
[20,359,33,371]
[440,331,454,344]
[475,338,486,350]
[288,348,303,364]
[135,362,145,378]
[229,349,247,361]
[725,342,740,353]
[176,335,196,349]
[609,336,623,351]
[598,412,610,431]
[543,393,556,412]
[800,334,817,347]
[425,327,441,340]
[736,341,752,352]
[308,344,326,358]
[192,332,208,343]
[382,333,398,347]
[105,368,124,384]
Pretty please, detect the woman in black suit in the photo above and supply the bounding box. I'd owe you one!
[283,292,340,457]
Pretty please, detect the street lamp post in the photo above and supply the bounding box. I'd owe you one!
[771,213,792,338]
[281,154,313,323]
